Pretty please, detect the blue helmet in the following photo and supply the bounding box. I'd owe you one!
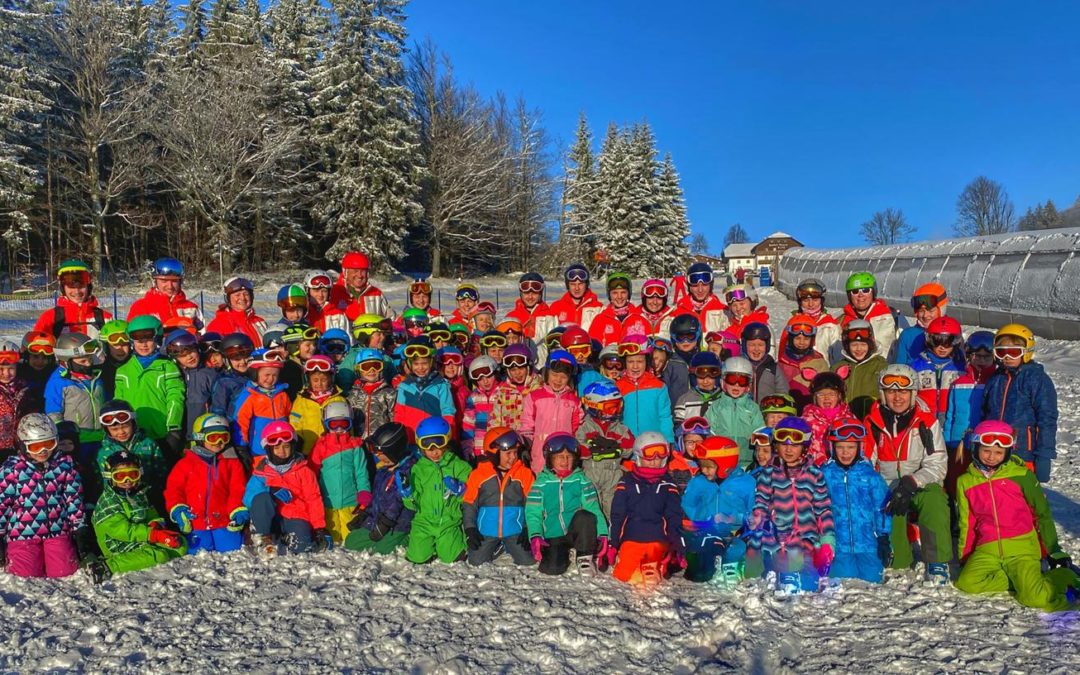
[547,348,577,373]
[416,416,451,444]
[319,328,351,354]
[152,257,184,278]
[965,330,994,354]
[356,347,383,365]
[689,351,721,369]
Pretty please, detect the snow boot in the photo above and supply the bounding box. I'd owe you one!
[640,561,661,586]
[926,562,950,586]
[254,534,277,557]
[576,554,596,576]
[86,560,111,585]
[717,561,744,587]
[776,571,802,597]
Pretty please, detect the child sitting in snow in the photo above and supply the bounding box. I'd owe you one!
[461,356,501,463]
[462,427,535,567]
[801,372,854,466]
[309,401,370,544]
[820,417,891,583]
[576,381,634,520]
[344,422,417,555]
[403,417,471,564]
[0,414,84,578]
[955,421,1078,611]
[88,450,186,583]
[681,435,755,584]
[608,433,685,584]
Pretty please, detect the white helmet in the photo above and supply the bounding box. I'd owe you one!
[468,355,498,379]
[879,363,918,392]
[54,333,104,365]
[17,413,58,445]
[632,431,670,464]
[322,400,352,423]
[304,270,333,290]
[722,356,754,377]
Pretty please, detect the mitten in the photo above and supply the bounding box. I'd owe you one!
[148,522,183,549]
[169,504,196,534]
[227,507,249,532]
[530,536,548,562]
[877,534,893,567]
[442,476,466,497]
[271,488,293,504]
[369,513,395,542]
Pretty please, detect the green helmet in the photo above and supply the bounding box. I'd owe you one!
[606,271,632,297]
[845,271,877,295]
[100,319,130,342]
[57,259,91,277]
[126,314,163,337]
[402,307,428,324]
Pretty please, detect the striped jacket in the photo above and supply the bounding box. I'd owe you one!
[752,456,835,554]
[488,374,543,430]
[462,384,500,460]
[462,459,534,539]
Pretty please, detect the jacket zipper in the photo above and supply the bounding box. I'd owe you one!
[557,477,566,534]
[843,472,854,554]
[987,476,1005,558]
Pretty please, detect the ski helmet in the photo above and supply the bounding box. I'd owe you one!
[760,393,797,416]
[455,283,479,302]
[127,314,163,340]
[911,282,947,313]
[151,257,184,279]
[632,431,671,464]
[546,348,577,376]
[606,271,632,298]
[519,272,545,294]
[971,420,1015,470]
[582,380,623,421]
[559,325,591,350]
[0,338,20,365]
[221,333,255,360]
[564,263,590,287]
[842,319,876,352]
[810,371,846,398]
[796,278,826,305]
[54,333,105,368]
[261,325,284,351]
[669,313,702,345]
[542,432,580,467]
[416,416,451,450]
[879,363,918,392]
[640,278,668,302]
[319,328,351,355]
[321,400,352,431]
[341,251,370,270]
[402,307,429,328]
[277,284,309,311]
[191,413,230,444]
[722,356,754,377]
[965,330,994,354]
[468,355,498,380]
[282,324,317,346]
[352,314,387,338]
[545,326,567,351]
[16,413,58,446]
[502,343,532,368]
[103,450,143,493]
[21,330,56,356]
[741,321,772,354]
[57,259,92,289]
[686,262,714,289]
[304,270,333,290]
[845,271,877,297]
[436,346,463,367]
[223,277,254,303]
[368,422,409,465]
[356,347,384,366]
[690,351,721,371]
[163,330,198,358]
[260,421,297,459]
[691,435,740,477]
[650,336,674,354]
[785,314,817,338]
[994,323,1035,363]
[773,416,813,446]
[249,348,286,370]
[926,316,962,350]
[482,426,522,457]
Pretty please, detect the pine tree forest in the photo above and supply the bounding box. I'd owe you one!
[0,0,691,285]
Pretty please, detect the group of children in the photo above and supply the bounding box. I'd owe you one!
[0,256,1075,612]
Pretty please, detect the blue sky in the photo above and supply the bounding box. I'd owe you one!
[404,1,1080,252]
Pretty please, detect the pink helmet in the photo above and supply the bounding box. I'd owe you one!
[260,420,296,453]
[972,419,1014,441]
[618,333,652,357]
[303,354,336,374]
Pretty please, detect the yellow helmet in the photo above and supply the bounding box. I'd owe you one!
[994,323,1034,362]
[351,313,387,340]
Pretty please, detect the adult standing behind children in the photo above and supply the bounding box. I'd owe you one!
[329,251,395,321]
[33,260,112,339]
[127,257,204,329]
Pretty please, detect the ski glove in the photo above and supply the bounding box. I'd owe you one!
[369,513,396,542]
[877,534,893,567]
[394,471,412,498]
[587,437,622,461]
[813,543,835,575]
[442,476,466,497]
[465,527,483,551]
[162,430,187,461]
[169,504,196,534]
[530,536,548,562]
[227,507,249,532]
[885,475,918,516]
[148,522,183,549]
[271,488,293,504]
[353,491,373,515]
[1047,551,1073,570]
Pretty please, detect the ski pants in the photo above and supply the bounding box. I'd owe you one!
[747,543,820,589]
[6,535,79,579]
[684,531,746,583]
[538,510,598,576]
[829,552,884,583]
[187,528,244,554]
[324,507,354,544]
[956,551,1079,612]
[890,483,953,568]
[250,492,315,554]
[406,517,466,564]
[468,534,535,567]
[104,542,186,574]
[613,541,670,583]
[344,528,408,555]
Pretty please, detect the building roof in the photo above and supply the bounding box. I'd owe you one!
[723,243,756,259]
[762,231,792,239]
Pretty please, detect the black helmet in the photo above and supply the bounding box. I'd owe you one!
[669,313,701,344]
[103,450,143,495]
[368,422,409,465]
[741,321,772,354]
[810,371,846,398]
[221,333,255,360]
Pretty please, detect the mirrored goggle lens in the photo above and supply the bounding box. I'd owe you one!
[327,418,352,431]
[565,269,589,282]
[404,345,433,359]
[404,317,428,328]
[797,290,823,300]
[427,330,451,343]
[787,324,815,337]
[639,443,670,460]
[490,430,522,453]
[109,467,142,485]
[480,335,507,348]
[470,366,495,379]
[502,354,529,368]
[593,400,622,416]
[773,429,809,444]
[694,366,721,378]
[993,346,1026,359]
[358,359,384,373]
[417,433,450,451]
[438,353,463,367]
[167,344,198,357]
[976,431,1015,448]
[926,333,956,348]
[27,438,58,454]
[410,281,432,295]
[0,353,18,365]
[566,344,591,357]
[100,411,134,426]
[279,297,307,309]
[760,396,789,410]
[601,357,624,370]
[519,280,544,293]
[60,271,90,286]
[880,374,913,389]
[322,341,348,355]
[723,373,750,386]
[27,342,55,355]
[688,271,712,285]
[911,294,944,310]
[844,328,872,341]
[849,287,873,295]
[204,431,231,445]
[129,330,157,341]
[455,289,478,301]
[224,346,253,359]
[674,333,698,344]
[651,338,672,352]
[831,424,866,441]
[681,416,710,434]
[727,289,749,302]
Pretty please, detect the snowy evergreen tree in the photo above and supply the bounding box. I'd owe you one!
[174,0,207,68]
[656,152,691,275]
[561,112,598,263]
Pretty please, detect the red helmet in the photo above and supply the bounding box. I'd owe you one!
[341,251,370,270]
[559,326,590,349]
[927,316,961,337]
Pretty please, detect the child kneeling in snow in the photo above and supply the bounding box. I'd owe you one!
[462,427,535,566]
[243,422,329,555]
[89,450,186,582]
[525,433,609,575]
[403,416,471,564]
[609,432,684,584]
[345,422,417,554]
[955,421,1078,611]
[164,413,247,554]
[681,435,755,583]
[0,414,84,578]
[309,400,370,543]
[820,417,891,583]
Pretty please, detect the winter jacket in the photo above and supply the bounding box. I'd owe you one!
[723,308,771,341]
[506,299,551,340]
[446,374,469,431]
[462,384,500,460]
[525,467,609,539]
[752,456,835,554]
[32,295,111,339]
[778,311,841,363]
[93,484,164,555]
[114,355,186,440]
[163,447,246,531]
[911,350,963,423]
[290,389,348,456]
[309,432,371,510]
[802,402,854,466]
[329,281,394,321]
[674,295,728,334]
[179,365,218,435]
[895,326,925,366]
[205,306,267,348]
[243,455,326,528]
[393,373,455,440]
[44,368,105,443]
[489,375,543,431]
[588,304,651,347]
[335,350,394,394]
[404,451,471,527]
[981,362,1057,482]
[821,458,891,557]
[957,456,1061,560]
[609,468,684,551]
[674,387,723,425]
[0,453,83,541]
[748,355,789,405]
[616,372,674,443]
[16,362,54,401]
[548,290,603,329]
[839,300,897,360]
[863,398,947,489]
[576,415,634,518]
[832,352,887,420]
[640,305,678,339]
[346,381,396,439]
[210,370,248,443]
[127,288,203,329]
[362,455,418,533]
[309,301,349,335]
[519,384,583,474]
[658,358,690,410]
[0,380,38,450]
[462,459,534,539]
[944,366,994,448]
[704,394,765,464]
[234,381,292,452]
[681,467,755,537]
[98,431,170,497]
[778,349,829,411]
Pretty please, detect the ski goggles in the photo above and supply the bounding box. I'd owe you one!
[204,431,232,446]
[545,435,579,456]
[688,271,713,286]
[694,366,722,378]
[438,351,463,367]
[128,329,158,342]
[566,344,591,359]
[588,399,623,417]
[321,340,348,356]
[357,359,384,374]
[651,337,673,353]
[723,373,750,387]
[252,350,286,365]
[830,423,866,441]
[848,287,873,295]
[479,334,507,349]
[750,429,773,446]
[880,373,914,389]
[101,332,130,346]
[502,354,529,368]
[911,292,945,311]
[263,430,295,447]
[166,343,199,358]
[99,410,134,427]
[607,278,631,292]
[278,296,308,310]
[25,338,55,355]
[726,289,751,302]
[452,332,470,347]
[993,346,1028,360]
[673,332,698,345]
[487,429,522,453]
[844,326,872,342]
[786,323,815,337]
[498,323,523,336]
[680,417,710,436]
[455,287,479,301]
[641,283,668,298]
[926,333,956,349]
[600,357,624,371]
[796,289,824,300]
[565,268,589,283]
[773,428,810,444]
[417,433,450,451]
[307,274,332,289]
[760,395,793,411]
[26,438,58,455]
[304,359,334,373]
[638,442,670,460]
[409,281,432,295]
[223,344,253,359]
[108,466,142,487]
[617,342,645,357]
[975,431,1015,448]
[426,329,451,343]
[284,327,320,343]
[470,364,496,379]
[519,280,544,294]
[403,344,434,359]
[403,316,428,329]
[326,418,352,432]
[59,270,90,286]
[0,351,18,365]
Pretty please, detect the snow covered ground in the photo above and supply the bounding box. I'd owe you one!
[1,286,1078,672]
